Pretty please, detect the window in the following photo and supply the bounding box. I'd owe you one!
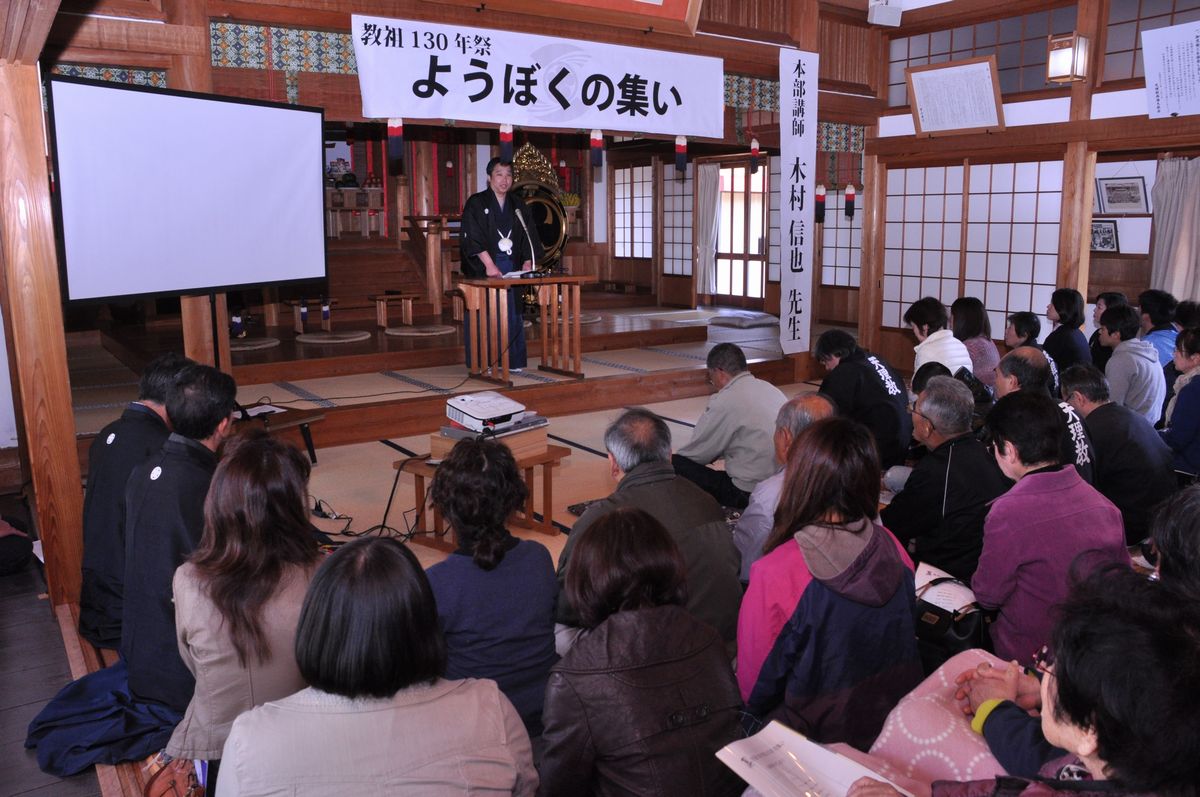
[886,7,1077,106]
[613,164,653,258]
[1104,0,1200,82]
[715,162,769,300]
[882,161,1064,333]
[662,163,693,276]
[820,151,865,288]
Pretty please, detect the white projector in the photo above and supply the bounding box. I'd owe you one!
[446,391,527,432]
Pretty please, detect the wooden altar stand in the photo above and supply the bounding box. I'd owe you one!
[459,274,597,386]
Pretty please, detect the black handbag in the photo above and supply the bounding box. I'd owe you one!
[914,576,994,674]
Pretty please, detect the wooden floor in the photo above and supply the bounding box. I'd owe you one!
[0,562,100,797]
[102,304,713,385]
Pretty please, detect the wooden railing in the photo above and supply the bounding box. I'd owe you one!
[404,214,462,315]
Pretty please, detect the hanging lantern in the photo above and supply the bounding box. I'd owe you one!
[499,123,514,161]
[844,184,856,219]
[590,129,604,168]
[815,184,826,224]
[749,138,761,175]
[386,118,404,175]
[674,136,687,173]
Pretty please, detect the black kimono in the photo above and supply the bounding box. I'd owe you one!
[121,433,217,712]
[459,189,542,369]
[819,348,913,468]
[78,403,171,649]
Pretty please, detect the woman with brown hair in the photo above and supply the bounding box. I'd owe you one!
[736,416,922,750]
[164,429,320,791]
[536,507,744,797]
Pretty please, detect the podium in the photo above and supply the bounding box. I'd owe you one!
[459,274,597,385]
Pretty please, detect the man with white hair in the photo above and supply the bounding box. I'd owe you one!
[880,376,1009,581]
[732,393,836,581]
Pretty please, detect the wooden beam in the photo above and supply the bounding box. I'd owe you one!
[0,62,85,605]
[867,112,1200,162]
[46,47,172,69]
[46,15,205,56]
[3,0,63,63]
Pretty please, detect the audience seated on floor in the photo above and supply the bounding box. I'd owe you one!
[1089,291,1127,372]
[1098,304,1166,424]
[1161,327,1200,475]
[851,566,1200,797]
[1151,485,1200,595]
[951,297,1000,390]
[78,352,192,650]
[1004,311,1060,394]
[1042,288,1091,372]
[905,296,974,376]
[737,416,921,751]
[815,329,912,469]
[1060,364,1176,545]
[218,537,537,796]
[671,343,786,509]
[537,508,745,797]
[732,393,836,582]
[880,377,1009,582]
[167,430,319,794]
[993,347,1094,484]
[1138,288,1179,367]
[123,363,238,715]
[972,392,1129,663]
[556,408,742,648]
[1160,301,1200,423]
[427,437,558,737]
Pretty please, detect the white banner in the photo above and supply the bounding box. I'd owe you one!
[351,14,724,138]
[778,49,819,356]
[1142,21,1200,119]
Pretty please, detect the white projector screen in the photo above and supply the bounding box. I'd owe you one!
[47,78,327,301]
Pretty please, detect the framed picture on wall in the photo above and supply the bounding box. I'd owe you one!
[1096,176,1149,214]
[1091,220,1120,253]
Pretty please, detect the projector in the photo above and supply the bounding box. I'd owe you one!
[868,2,902,27]
[446,392,527,432]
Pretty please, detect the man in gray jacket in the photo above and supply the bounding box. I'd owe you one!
[555,408,742,647]
[672,343,787,509]
[1099,304,1167,425]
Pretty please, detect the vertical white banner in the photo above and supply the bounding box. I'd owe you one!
[778,49,819,356]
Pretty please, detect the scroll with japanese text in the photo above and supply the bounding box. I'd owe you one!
[351,14,724,139]
[778,49,819,356]
[1143,21,1200,119]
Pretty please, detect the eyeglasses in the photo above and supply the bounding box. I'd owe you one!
[908,401,936,430]
[1033,644,1055,676]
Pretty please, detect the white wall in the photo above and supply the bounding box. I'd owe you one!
[0,309,19,449]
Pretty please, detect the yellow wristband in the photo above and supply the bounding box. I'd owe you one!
[970,699,1005,735]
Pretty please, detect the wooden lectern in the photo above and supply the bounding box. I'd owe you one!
[459,274,597,385]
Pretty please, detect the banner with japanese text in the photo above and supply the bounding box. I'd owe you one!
[351,14,724,138]
[778,48,819,355]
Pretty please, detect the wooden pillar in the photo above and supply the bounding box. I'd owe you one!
[0,63,85,605]
[858,154,886,353]
[413,141,436,217]
[165,0,230,370]
[1059,143,1097,296]
[394,174,410,250]
[1058,0,1102,298]
[425,221,443,316]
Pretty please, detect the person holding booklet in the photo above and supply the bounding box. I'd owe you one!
[846,566,1200,796]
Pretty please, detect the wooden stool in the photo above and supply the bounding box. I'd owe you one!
[369,294,419,328]
[283,299,337,334]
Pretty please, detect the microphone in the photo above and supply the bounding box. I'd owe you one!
[515,207,537,273]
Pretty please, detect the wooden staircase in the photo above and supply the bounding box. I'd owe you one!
[277,240,439,321]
